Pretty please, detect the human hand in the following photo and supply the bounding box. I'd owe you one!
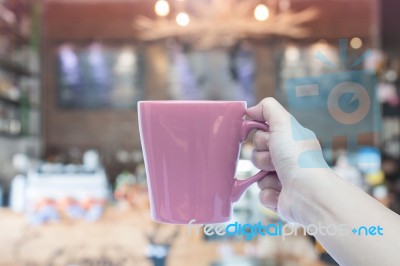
[247,98,400,266]
[247,98,329,223]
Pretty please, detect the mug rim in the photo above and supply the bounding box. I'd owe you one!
[138,100,246,104]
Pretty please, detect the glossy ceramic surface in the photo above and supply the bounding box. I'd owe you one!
[138,101,269,224]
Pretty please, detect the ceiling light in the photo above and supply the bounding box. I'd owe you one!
[155,0,170,17]
[176,12,190,27]
[350,37,363,49]
[254,4,269,21]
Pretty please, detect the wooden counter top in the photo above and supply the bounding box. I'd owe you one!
[0,208,246,266]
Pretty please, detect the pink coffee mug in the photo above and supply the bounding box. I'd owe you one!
[138,101,269,224]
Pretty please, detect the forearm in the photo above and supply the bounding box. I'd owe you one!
[291,168,400,266]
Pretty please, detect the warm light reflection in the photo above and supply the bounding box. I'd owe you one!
[254,4,269,21]
[350,37,363,49]
[176,12,190,27]
[155,0,170,17]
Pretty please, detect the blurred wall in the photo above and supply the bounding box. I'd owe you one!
[381,0,400,53]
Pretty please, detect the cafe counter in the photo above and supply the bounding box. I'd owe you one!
[0,208,247,266]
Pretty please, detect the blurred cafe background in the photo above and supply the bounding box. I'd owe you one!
[0,0,399,265]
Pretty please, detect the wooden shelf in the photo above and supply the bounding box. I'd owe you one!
[0,132,21,138]
[0,1,30,45]
[0,57,33,76]
[0,26,29,45]
[0,95,20,106]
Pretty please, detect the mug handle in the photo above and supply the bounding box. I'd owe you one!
[231,120,270,202]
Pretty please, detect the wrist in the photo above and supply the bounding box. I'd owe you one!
[286,167,338,226]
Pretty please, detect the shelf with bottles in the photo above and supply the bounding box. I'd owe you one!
[0,99,22,137]
[0,23,29,45]
[0,56,34,77]
[0,116,22,137]
[0,22,29,51]
[0,93,41,111]
[0,68,25,101]
[0,0,38,75]
[0,8,29,46]
[0,90,38,138]
[0,122,41,139]
[0,94,20,105]
[0,0,31,38]
[0,0,39,140]
[0,79,20,102]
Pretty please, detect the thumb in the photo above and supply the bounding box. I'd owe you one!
[246,98,290,127]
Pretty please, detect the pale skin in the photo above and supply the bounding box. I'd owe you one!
[247,97,400,266]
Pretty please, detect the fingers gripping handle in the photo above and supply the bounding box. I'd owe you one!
[240,120,269,142]
[231,120,270,202]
